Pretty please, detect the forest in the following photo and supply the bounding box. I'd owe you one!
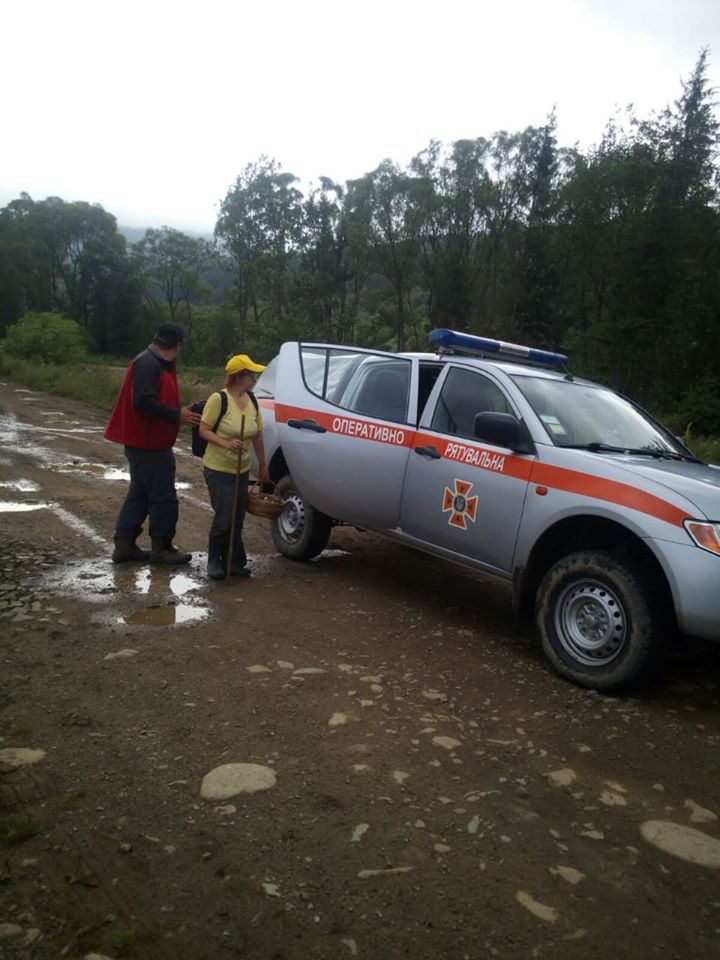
[0,51,718,434]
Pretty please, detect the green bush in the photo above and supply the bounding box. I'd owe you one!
[2,312,86,364]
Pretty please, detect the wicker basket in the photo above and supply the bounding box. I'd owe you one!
[246,481,285,520]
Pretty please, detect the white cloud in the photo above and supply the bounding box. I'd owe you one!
[2,0,717,231]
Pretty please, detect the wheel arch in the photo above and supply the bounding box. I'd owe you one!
[268,447,289,484]
[515,515,676,628]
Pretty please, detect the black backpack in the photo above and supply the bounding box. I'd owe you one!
[190,390,258,457]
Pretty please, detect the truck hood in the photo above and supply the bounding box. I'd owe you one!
[606,456,720,520]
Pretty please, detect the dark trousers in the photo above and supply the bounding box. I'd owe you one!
[204,467,249,565]
[116,446,178,541]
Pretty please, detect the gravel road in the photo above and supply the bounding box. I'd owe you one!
[1,379,719,960]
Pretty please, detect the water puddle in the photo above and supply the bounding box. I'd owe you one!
[41,556,210,626]
[0,500,105,542]
[48,462,131,481]
[0,500,52,512]
[0,479,40,492]
[0,413,99,453]
[45,462,190,487]
[32,459,191,488]
[44,558,206,602]
[121,603,209,626]
[122,568,200,596]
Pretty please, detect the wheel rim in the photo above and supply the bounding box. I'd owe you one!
[554,579,627,666]
[276,490,306,545]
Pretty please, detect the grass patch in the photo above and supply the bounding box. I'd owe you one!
[0,813,41,847]
[0,357,217,412]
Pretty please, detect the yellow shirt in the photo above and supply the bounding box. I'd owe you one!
[201,390,264,475]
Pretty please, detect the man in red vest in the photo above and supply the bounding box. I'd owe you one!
[105,323,201,564]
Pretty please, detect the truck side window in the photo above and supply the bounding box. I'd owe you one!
[431,367,512,440]
[417,362,443,421]
[300,347,411,423]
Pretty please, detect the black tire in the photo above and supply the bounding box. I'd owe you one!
[271,474,332,561]
[536,550,665,691]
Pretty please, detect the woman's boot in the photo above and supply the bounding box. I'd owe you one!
[207,535,226,580]
[229,534,250,576]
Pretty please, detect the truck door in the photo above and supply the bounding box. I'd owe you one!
[273,342,416,529]
[400,365,535,574]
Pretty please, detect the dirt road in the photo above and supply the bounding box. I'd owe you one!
[1,379,719,960]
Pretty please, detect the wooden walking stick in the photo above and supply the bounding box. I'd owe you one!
[225,414,246,584]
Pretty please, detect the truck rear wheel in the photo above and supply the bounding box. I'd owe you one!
[536,550,665,690]
[271,474,331,561]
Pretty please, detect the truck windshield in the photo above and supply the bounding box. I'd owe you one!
[512,375,687,456]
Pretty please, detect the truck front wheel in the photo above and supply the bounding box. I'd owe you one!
[536,550,665,691]
[271,474,332,561]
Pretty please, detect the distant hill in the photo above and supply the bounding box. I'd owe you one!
[118,224,214,245]
[118,225,146,244]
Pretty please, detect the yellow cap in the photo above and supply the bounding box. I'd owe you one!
[225,354,266,375]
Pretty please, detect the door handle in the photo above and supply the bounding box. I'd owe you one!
[414,444,441,459]
[287,418,327,433]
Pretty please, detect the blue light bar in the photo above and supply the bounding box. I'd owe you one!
[429,328,568,367]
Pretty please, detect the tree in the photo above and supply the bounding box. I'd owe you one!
[294,178,358,343]
[133,227,214,342]
[216,157,304,348]
[410,137,494,330]
[345,161,423,350]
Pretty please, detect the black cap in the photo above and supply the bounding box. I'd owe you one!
[154,323,184,347]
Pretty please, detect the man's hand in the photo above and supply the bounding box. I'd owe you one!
[257,463,270,484]
[180,405,202,426]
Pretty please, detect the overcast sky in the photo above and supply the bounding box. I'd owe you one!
[2,0,718,234]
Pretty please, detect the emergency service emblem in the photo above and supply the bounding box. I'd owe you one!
[442,479,478,529]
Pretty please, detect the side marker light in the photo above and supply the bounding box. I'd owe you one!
[684,520,720,556]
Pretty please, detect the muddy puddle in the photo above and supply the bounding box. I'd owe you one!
[0,479,40,492]
[0,500,105,543]
[42,558,205,601]
[0,500,53,512]
[0,413,100,454]
[45,462,191,488]
[40,556,211,626]
[121,603,209,626]
[47,462,131,482]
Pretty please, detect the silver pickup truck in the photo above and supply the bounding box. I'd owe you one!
[253,330,720,691]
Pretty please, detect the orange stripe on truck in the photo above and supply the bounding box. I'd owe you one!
[274,405,688,528]
[529,462,688,528]
[275,403,415,447]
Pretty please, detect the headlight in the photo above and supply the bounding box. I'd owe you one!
[684,520,720,556]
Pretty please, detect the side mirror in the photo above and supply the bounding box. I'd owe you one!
[473,412,533,453]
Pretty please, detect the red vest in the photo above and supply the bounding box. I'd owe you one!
[104,357,180,450]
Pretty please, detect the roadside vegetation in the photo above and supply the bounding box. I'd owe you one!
[1,50,718,450]
[0,354,214,412]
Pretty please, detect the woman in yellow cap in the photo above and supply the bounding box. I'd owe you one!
[198,354,269,579]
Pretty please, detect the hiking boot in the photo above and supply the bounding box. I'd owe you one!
[207,535,227,580]
[112,534,150,563]
[229,561,251,577]
[149,537,191,565]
